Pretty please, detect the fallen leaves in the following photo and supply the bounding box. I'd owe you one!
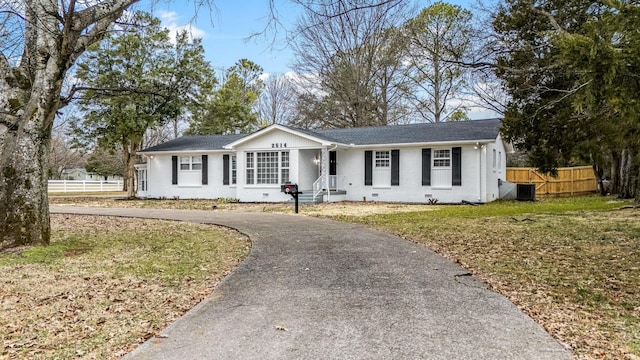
[0,215,249,359]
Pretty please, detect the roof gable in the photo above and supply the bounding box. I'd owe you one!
[224,124,332,149]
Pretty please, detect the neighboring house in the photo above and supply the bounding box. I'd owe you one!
[61,168,123,182]
[136,119,509,203]
[61,168,90,181]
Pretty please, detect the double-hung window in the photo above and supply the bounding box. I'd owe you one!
[246,152,255,184]
[433,150,451,167]
[246,151,289,185]
[281,152,290,184]
[180,156,202,171]
[231,155,237,185]
[375,151,390,168]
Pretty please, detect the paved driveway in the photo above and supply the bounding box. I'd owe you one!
[50,206,572,360]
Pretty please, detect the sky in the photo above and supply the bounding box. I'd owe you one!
[136,0,498,119]
[140,0,478,75]
[140,0,303,74]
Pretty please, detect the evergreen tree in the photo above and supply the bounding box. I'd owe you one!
[72,12,214,196]
[493,0,640,199]
[188,59,264,134]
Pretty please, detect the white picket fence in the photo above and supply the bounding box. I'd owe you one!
[48,180,124,193]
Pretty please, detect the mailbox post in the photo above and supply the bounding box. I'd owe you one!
[280,182,302,213]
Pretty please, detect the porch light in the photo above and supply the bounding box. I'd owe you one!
[313,155,320,165]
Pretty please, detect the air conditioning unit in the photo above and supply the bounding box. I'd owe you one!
[516,184,536,201]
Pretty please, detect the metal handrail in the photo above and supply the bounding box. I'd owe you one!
[312,175,324,200]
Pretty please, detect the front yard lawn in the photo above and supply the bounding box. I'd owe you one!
[323,197,639,360]
[15,195,639,359]
[0,215,250,359]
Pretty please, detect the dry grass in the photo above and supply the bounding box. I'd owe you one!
[1,215,249,359]
[18,195,640,359]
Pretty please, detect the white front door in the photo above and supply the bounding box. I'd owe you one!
[373,150,390,187]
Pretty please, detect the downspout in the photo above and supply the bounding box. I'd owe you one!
[477,142,483,203]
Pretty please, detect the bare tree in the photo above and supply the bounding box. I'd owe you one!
[258,73,297,126]
[0,0,142,248]
[291,0,413,128]
[48,132,86,180]
[403,2,475,123]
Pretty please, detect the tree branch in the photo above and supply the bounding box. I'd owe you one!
[61,84,171,106]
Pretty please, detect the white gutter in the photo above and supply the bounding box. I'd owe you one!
[344,139,495,149]
[477,142,483,202]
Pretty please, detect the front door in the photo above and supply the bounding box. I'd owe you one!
[329,151,337,176]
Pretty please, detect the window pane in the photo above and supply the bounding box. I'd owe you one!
[375,151,390,168]
[257,151,278,184]
[246,152,254,168]
[246,153,254,184]
[231,155,237,185]
[281,168,289,184]
[433,149,451,167]
[180,156,190,170]
[192,156,202,170]
[246,169,254,184]
[281,151,289,168]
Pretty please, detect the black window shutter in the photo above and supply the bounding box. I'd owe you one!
[422,149,431,186]
[172,156,178,185]
[452,147,462,186]
[391,149,400,186]
[364,151,372,186]
[201,155,208,185]
[223,154,230,185]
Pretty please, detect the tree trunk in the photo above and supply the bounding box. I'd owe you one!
[0,120,53,248]
[123,142,139,198]
[592,164,607,196]
[0,61,60,248]
[618,148,640,200]
[610,150,621,194]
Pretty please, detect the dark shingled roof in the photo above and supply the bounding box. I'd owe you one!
[140,134,245,152]
[298,118,502,145]
[140,119,502,152]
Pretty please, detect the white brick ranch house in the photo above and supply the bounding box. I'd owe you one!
[135,119,508,203]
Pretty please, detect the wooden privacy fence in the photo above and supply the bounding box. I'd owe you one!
[48,180,123,193]
[506,166,597,198]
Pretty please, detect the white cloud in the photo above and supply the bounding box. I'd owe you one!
[157,10,179,24]
[258,73,271,81]
[158,11,207,43]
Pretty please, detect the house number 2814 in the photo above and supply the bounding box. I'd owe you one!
[272,143,287,148]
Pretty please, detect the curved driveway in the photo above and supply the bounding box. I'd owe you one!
[50,206,572,360]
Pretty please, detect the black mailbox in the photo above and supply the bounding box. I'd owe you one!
[281,182,298,194]
[280,182,302,213]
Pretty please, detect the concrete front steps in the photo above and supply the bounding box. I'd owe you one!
[288,190,347,204]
